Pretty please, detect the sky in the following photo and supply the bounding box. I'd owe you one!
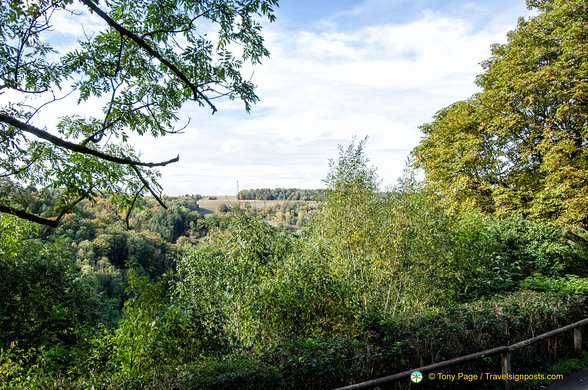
[10,0,533,196]
[147,0,532,195]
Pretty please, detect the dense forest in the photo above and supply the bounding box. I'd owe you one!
[1,0,587,389]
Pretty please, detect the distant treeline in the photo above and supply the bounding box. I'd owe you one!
[237,188,325,201]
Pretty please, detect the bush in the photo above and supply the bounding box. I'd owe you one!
[521,274,588,296]
[179,290,588,390]
[181,358,280,390]
[252,247,354,343]
[361,290,588,386]
[176,211,296,345]
[450,215,583,300]
[0,216,112,351]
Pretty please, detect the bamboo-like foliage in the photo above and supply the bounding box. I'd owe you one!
[315,138,456,316]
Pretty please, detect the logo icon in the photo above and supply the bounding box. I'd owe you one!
[410,371,423,383]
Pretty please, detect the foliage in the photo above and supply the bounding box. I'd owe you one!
[360,290,588,388]
[522,273,588,295]
[252,238,353,342]
[3,133,587,389]
[0,342,54,389]
[448,214,586,300]
[377,173,456,311]
[315,137,383,314]
[237,188,325,201]
[0,0,278,226]
[314,139,456,315]
[180,358,280,390]
[76,267,227,388]
[548,351,588,376]
[178,290,588,390]
[412,0,588,230]
[176,209,294,345]
[0,215,113,351]
[215,203,230,214]
[144,205,203,242]
[87,270,176,381]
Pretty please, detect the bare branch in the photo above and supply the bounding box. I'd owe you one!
[130,165,167,209]
[125,184,145,229]
[0,114,179,168]
[27,89,75,123]
[80,101,154,146]
[99,34,127,140]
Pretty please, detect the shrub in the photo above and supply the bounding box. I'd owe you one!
[180,358,280,390]
[0,216,111,351]
[521,274,588,296]
[180,290,588,390]
[450,215,583,300]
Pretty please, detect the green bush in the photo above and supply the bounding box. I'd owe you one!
[178,290,587,390]
[362,290,588,385]
[0,342,52,388]
[450,215,583,300]
[0,216,113,351]
[181,358,280,390]
[252,248,354,343]
[521,273,588,295]
[176,211,296,345]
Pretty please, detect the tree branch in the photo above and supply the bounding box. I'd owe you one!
[0,114,179,168]
[125,184,145,229]
[0,185,96,228]
[130,165,168,209]
[0,146,44,178]
[81,101,154,146]
[80,0,218,113]
[0,205,60,228]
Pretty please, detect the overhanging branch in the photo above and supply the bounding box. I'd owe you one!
[125,184,146,230]
[0,114,179,168]
[130,165,167,209]
[80,0,218,113]
[0,186,95,228]
[0,205,60,227]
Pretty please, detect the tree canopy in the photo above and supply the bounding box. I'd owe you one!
[0,0,278,227]
[412,0,587,230]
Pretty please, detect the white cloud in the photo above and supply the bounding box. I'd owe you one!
[220,138,247,154]
[45,4,105,42]
[3,1,531,195]
[135,3,531,194]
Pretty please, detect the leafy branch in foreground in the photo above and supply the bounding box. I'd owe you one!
[0,0,278,226]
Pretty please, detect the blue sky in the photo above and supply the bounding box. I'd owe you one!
[16,0,532,195]
[140,0,531,195]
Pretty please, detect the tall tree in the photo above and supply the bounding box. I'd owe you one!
[0,0,278,226]
[317,137,382,312]
[412,0,587,230]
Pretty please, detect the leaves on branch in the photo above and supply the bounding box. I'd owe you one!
[0,0,278,226]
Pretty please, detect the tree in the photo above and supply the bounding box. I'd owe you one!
[314,139,456,314]
[412,0,587,230]
[317,137,382,312]
[0,0,278,227]
[0,215,110,349]
[177,209,293,344]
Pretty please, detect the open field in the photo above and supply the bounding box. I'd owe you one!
[197,196,317,214]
